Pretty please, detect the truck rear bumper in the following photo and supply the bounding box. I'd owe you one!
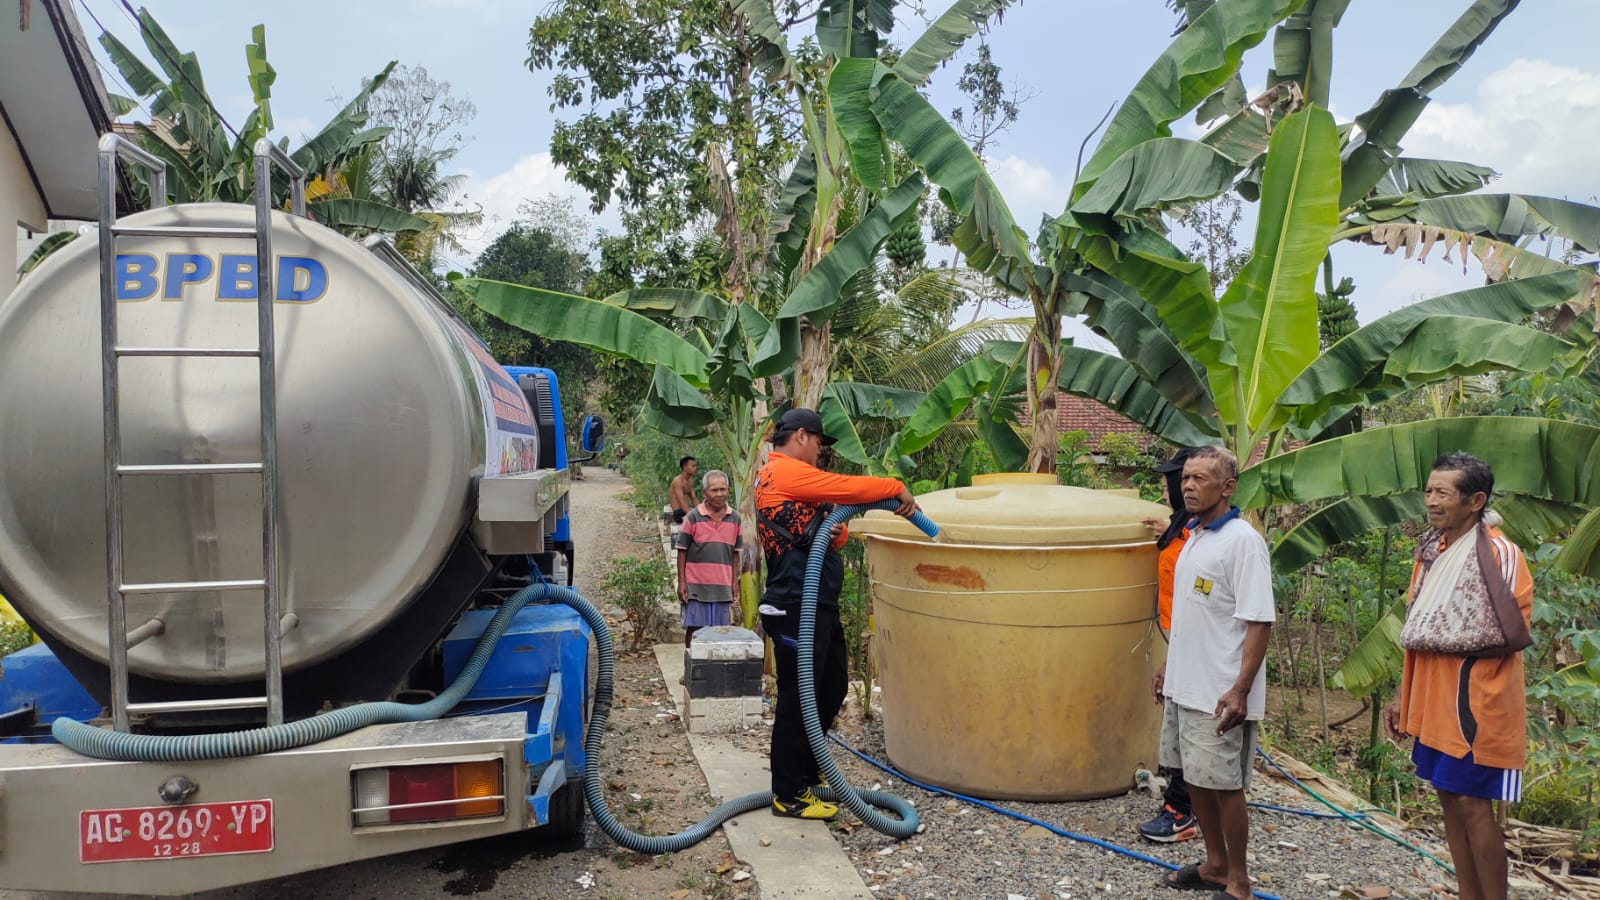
[0,715,536,894]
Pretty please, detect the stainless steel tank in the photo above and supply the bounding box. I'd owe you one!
[0,203,539,683]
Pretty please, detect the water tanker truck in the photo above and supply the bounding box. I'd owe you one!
[0,138,603,893]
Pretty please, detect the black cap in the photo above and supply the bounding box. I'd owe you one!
[774,408,837,446]
[1152,447,1197,474]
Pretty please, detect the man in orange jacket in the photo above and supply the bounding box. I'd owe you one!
[1139,448,1198,843]
[754,408,917,820]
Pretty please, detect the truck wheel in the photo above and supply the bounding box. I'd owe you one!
[542,781,585,839]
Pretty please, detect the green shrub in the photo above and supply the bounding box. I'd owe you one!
[0,620,34,657]
[601,555,674,650]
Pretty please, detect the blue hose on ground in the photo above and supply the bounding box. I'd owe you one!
[801,502,940,839]
[828,733,1288,900]
[52,503,934,854]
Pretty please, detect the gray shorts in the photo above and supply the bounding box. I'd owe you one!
[1159,700,1257,791]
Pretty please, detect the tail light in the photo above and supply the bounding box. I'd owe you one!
[352,757,505,827]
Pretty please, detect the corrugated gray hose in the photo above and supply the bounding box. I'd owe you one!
[52,501,940,853]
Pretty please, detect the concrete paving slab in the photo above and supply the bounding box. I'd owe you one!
[654,644,873,900]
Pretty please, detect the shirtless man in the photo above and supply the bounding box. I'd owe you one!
[669,456,698,524]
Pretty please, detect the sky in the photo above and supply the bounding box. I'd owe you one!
[79,0,1600,348]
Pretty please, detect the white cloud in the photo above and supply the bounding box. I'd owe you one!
[447,152,620,267]
[1404,58,1600,202]
[988,155,1069,236]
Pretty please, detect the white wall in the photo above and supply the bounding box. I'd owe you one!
[1,119,49,297]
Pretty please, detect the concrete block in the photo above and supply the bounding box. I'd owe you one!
[684,694,765,734]
[687,625,762,660]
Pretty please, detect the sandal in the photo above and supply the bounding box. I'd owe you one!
[1162,863,1226,892]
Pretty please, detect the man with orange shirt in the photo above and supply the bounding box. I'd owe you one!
[755,408,917,820]
[1139,447,1198,844]
[1385,453,1533,900]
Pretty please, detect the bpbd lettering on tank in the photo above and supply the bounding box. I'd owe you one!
[115,253,329,303]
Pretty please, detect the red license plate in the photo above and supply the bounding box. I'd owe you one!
[80,800,274,863]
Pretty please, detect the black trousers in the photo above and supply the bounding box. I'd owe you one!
[1162,766,1192,815]
[761,605,848,801]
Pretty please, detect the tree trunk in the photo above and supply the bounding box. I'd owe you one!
[1023,323,1062,474]
[794,320,832,410]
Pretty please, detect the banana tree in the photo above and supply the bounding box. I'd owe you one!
[829,0,1307,470]
[97,10,428,234]
[733,0,1018,408]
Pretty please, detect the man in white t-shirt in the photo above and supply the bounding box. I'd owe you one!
[1151,445,1274,900]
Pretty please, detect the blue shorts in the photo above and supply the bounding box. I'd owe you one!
[1412,741,1522,801]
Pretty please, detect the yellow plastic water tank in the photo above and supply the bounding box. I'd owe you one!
[852,475,1171,800]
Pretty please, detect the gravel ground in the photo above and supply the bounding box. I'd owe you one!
[726,695,1555,900]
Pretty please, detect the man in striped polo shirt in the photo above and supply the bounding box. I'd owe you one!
[675,469,742,647]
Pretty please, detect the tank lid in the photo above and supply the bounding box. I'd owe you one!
[853,478,1172,546]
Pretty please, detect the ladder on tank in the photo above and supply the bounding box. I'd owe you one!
[96,134,306,730]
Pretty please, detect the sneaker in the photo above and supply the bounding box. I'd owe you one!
[1138,804,1199,843]
[772,788,838,820]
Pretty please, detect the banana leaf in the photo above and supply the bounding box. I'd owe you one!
[1268,0,1351,106]
[825,382,926,420]
[1373,157,1497,199]
[818,391,875,470]
[98,30,166,97]
[829,56,892,196]
[1215,106,1339,431]
[1064,270,1217,415]
[1554,506,1600,581]
[245,25,275,135]
[1274,492,1592,574]
[752,174,925,376]
[1056,348,1219,447]
[706,304,757,404]
[1074,0,1302,195]
[1199,100,1271,166]
[819,382,924,473]
[292,61,396,172]
[1408,194,1600,253]
[132,8,205,97]
[1077,244,1226,373]
[1236,416,1600,511]
[829,60,1033,295]
[770,148,817,279]
[1195,73,1247,125]
[601,288,731,323]
[897,349,1024,456]
[1272,494,1425,573]
[817,0,896,59]
[462,279,709,387]
[1379,316,1585,382]
[1280,269,1586,425]
[1340,0,1519,208]
[1348,221,1599,289]
[732,0,795,82]
[892,0,1018,87]
[17,232,76,279]
[643,364,717,438]
[1496,495,1591,549]
[1069,138,1240,237]
[306,199,430,233]
[1330,608,1405,697]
